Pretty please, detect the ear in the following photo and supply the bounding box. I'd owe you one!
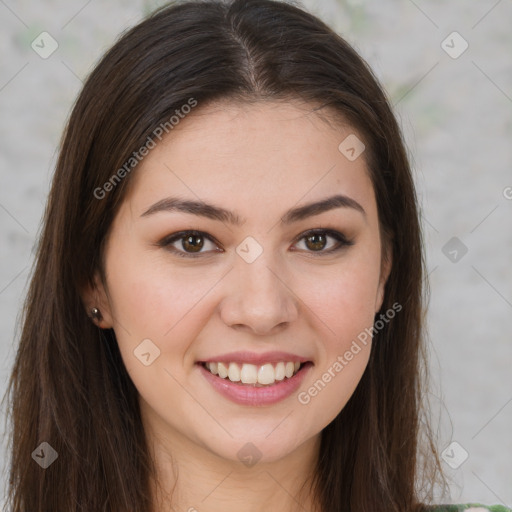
[375,241,392,313]
[81,272,114,329]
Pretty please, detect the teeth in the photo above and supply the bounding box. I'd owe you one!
[228,362,241,382]
[258,363,275,385]
[240,363,258,384]
[204,361,303,386]
[217,362,228,378]
[274,362,285,381]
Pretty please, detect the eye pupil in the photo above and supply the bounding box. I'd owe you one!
[182,234,204,252]
[305,233,326,251]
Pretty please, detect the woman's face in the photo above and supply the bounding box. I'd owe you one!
[91,100,390,465]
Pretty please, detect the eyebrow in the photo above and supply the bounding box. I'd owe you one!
[140,194,366,225]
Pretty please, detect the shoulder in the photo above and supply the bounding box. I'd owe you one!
[425,504,512,512]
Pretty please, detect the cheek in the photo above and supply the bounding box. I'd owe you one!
[297,340,370,430]
[297,248,382,343]
[104,244,222,365]
[107,242,218,338]
[103,248,218,417]
[292,248,380,419]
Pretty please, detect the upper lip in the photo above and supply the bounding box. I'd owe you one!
[197,351,311,366]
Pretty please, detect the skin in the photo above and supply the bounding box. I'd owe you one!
[84,100,391,512]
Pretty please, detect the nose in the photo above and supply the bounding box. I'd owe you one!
[219,253,299,336]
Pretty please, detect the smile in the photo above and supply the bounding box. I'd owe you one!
[197,361,313,406]
[203,361,302,386]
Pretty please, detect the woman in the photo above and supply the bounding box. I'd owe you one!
[2,0,509,511]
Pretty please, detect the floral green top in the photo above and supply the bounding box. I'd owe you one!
[428,505,512,512]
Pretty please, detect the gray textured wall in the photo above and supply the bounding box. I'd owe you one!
[1,0,511,507]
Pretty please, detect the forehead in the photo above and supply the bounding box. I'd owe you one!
[122,99,376,222]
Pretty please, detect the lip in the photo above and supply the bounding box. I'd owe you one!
[197,350,311,366]
[198,361,313,406]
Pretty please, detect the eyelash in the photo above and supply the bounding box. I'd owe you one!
[157,229,354,258]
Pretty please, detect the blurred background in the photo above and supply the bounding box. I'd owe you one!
[0,0,511,507]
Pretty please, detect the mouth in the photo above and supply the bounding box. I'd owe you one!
[196,360,314,406]
[199,360,310,387]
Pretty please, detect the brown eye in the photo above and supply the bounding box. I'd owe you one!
[293,229,353,255]
[158,230,221,258]
[304,233,327,251]
[181,233,204,253]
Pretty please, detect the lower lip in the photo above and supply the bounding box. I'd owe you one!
[198,362,313,406]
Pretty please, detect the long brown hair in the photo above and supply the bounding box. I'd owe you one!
[2,0,447,510]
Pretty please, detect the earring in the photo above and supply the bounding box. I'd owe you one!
[90,307,103,322]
